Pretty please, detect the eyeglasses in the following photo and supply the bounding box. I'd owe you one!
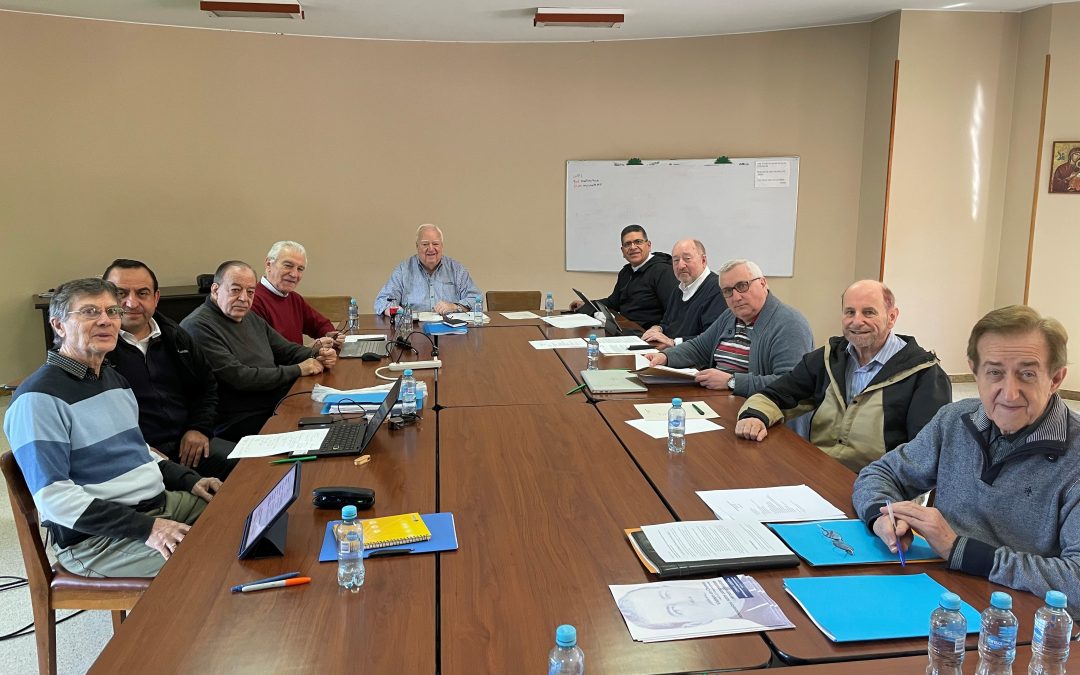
[418,241,443,249]
[621,238,648,249]
[720,277,762,298]
[66,306,125,320]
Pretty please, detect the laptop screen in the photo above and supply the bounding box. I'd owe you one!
[361,376,403,448]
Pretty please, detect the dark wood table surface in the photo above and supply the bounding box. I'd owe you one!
[782,645,1034,673]
[90,359,438,674]
[438,403,772,674]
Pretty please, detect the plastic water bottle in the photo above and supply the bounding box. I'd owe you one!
[401,369,417,416]
[668,398,686,453]
[586,334,599,370]
[395,306,411,337]
[976,591,1018,674]
[1029,590,1072,675]
[336,505,365,592]
[471,296,483,326]
[545,292,555,317]
[345,297,359,335]
[927,592,967,675]
[547,624,584,675]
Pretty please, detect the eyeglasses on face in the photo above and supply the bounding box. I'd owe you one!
[621,238,648,249]
[67,306,125,320]
[720,277,762,298]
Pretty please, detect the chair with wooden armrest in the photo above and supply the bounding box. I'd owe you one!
[485,291,542,311]
[1,452,150,675]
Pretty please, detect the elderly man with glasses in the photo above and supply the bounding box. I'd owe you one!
[4,278,221,577]
[643,259,812,397]
[374,224,481,316]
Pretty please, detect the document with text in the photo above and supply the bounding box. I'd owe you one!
[228,429,330,459]
[641,520,795,564]
[528,338,587,350]
[697,485,846,522]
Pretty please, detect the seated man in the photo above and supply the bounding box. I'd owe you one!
[853,305,1080,614]
[643,259,812,397]
[640,239,726,348]
[181,261,336,441]
[251,240,341,348]
[570,224,677,329]
[104,259,236,480]
[734,280,951,471]
[4,278,220,577]
[373,224,480,315]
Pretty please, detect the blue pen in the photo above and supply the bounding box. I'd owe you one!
[884,499,906,567]
[230,572,300,593]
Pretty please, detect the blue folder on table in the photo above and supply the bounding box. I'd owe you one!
[319,512,458,562]
[768,519,940,566]
[783,573,981,642]
[320,389,425,414]
[422,322,468,336]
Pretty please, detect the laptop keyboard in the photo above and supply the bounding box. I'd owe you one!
[341,340,389,358]
[318,422,366,454]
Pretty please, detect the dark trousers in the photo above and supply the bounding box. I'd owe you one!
[158,436,238,480]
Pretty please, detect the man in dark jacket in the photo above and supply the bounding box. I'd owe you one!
[570,224,678,328]
[104,259,236,480]
[735,280,951,471]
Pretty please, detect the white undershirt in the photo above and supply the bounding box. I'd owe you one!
[631,253,655,273]
[119,317,161,356]
[260,276,287,298]
[679,266,712,301]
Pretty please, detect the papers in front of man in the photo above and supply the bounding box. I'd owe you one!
[500,311,540,319]
[541,314,602,329]
[697,485,846,523]
[528,338,587,350]
[581,369,647,393]
[633,401,719,420]
[597,335,657,355]
[228,429,330,459]
[768,519,942,566]
[416,312,443,322]
[625,419,723,439]
[610,575,794,642]
[625,520,799,578]
[783,573,979,642]
[342,334,386,342]
[631,355,699,382]
[447,312,490,324]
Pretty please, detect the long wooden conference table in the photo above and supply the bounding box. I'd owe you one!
[91,313,1048,673]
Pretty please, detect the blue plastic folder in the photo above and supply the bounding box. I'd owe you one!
[422,322,468,336]
[320,389,425,414]
[768,519,940,566]
[783,573,981,642]
[319,512,458,562]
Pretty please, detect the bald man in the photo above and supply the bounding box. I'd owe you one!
[735,280,951,471]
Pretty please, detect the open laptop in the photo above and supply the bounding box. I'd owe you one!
[308,377,403,457]
[595,300,643,337]
[340,335,389,359]
[571,288,600,316]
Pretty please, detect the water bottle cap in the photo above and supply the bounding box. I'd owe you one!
[1046,590,1068,608]
[350,298,356,304]
[404,369,413,376]
[990,591,1013,609]
[939,592,961,610]
[341,505,357,520]
[588,334,596,340]
[672,398,682,407]
[555,624,577,647]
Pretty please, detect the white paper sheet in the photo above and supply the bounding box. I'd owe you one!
[227,429,329,459]
[696,485,846,522]
[625,418,723,439]
[541,314,602,329]
[641,520,794,563]
[416,312,442,322]
[500,311,540,319]
[447,312,490,324]
[633,401,718,420]
[311,382,429,403]
[599,343,658,356]
[343,334,386,342]
[596,335,647,345]
[529,338,588,350]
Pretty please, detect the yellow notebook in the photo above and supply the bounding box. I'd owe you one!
[361,512,432,550]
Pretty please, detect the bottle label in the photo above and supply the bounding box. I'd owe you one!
[985,625,1017,651]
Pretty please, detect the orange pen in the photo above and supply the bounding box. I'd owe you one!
[239,577,312,593]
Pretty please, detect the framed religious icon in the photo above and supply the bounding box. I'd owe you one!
[1049,141,1080,193]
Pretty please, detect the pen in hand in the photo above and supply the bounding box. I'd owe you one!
[885,499,906,566]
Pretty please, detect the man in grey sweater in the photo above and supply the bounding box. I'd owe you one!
[642,259,813,398]
[854,305,1080,616]
[181,261,336,441]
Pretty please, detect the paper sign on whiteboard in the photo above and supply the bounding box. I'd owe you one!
[755,160,791,188]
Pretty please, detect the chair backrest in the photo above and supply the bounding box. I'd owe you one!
[485,291,542,311]
[1,452,54,592]
[306,295,352,327]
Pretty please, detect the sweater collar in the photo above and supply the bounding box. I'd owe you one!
[260,275,288,298]
[970,394,1069,448]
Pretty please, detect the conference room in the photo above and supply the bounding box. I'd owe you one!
[2,0,1080,673]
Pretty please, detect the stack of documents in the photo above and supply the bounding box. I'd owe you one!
[446,312,490,324]
[528,338,586,350]
[541,314,602,329]
[624,400,723,438]
[632,354,699,382]
[696,485,846,522]
[227,429,329,459]
[626,520,799,578]
[500,311,539,320]
[610,575,794,642]
[597,335,656,355]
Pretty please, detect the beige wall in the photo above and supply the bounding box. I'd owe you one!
[883,10,1020,373]
[1028,2,1080,389]
[0,11,873,383]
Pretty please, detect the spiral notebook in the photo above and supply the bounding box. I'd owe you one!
[333,512,432,550]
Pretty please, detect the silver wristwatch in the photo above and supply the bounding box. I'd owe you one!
[727,377,736,391]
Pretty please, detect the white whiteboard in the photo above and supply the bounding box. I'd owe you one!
[565,157,799,275]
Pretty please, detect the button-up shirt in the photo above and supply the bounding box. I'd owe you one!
[373,255,480,314]
[119,318,162,356]
[845,332,906,404]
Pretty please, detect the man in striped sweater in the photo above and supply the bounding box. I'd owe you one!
[4,278,221,577]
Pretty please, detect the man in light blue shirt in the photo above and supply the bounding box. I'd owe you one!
[373,224,481,315]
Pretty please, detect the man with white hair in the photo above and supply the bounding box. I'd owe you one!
[374,224,480,315]
[643,259,813,397]
[251,240,340,348]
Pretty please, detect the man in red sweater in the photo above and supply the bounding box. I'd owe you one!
[251,241,342,348]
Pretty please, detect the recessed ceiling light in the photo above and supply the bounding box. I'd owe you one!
[200,1,304,19]
[534,8,625,28]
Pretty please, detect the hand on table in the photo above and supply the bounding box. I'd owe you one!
[734,417,769,442]
[434,300,459,315]
[178,430,210,468]
[316,346,337,369]
[695,368,732,390]
[640,326,675,349]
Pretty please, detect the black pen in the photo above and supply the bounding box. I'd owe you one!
[692,404,705,415]
[627,344,653,350]
[368,548,415,558]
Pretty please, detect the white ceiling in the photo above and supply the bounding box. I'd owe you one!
[0,0,1055,43]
